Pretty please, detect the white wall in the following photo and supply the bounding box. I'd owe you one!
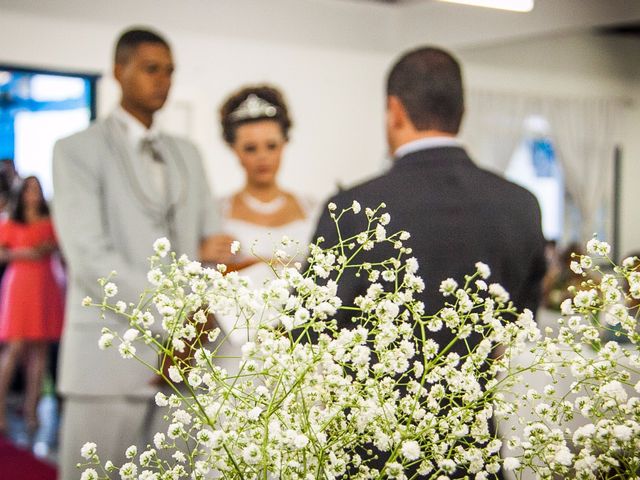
[0,8,391,205]
[158,31,391,201]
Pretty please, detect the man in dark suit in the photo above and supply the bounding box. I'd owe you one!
[310,46,546,477]
[313,45,546,321]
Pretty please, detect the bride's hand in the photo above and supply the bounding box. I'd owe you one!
[199,233,237,264]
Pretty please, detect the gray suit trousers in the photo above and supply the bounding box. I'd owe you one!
[59,395,168,480]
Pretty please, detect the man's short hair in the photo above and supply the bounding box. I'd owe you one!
[114,27,170,65]
[386,46,464,134]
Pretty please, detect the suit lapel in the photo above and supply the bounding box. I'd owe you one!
[154,135,185,210]
[103,115,168,218]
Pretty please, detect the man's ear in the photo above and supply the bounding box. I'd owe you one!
[113,63,123,84]
[387,95,409,130]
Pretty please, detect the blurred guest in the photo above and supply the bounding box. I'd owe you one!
[600,250,640,343]
[542,241,583,311]
[202,85,318,269]
[0,165,13,220]
[0,164,13,283]
[0,158,22,198]
[544,239,559,272]
[624,252,640,312]
[621,252,640,331]
[0,176,63,435]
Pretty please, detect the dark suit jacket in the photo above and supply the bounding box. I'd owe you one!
[306,146,549,477]
[310,146,545,477]
[314,145,546,319]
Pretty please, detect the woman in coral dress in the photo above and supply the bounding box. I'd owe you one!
[0,176,64,434]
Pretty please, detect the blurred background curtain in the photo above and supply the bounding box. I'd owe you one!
[462,89,627,243]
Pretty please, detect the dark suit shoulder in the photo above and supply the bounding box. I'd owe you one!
[326,172,392,211]
[475,167,541,209]
[314,175,393,250]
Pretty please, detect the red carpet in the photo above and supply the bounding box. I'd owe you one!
[0,437,57,480]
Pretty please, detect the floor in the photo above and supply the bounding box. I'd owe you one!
[4,392,59,465]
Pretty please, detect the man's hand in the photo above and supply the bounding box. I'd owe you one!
[200,234,262,272]
[151,345,192,388]
[151,313,217,387]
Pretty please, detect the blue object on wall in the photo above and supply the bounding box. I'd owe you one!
[530,137,557,178]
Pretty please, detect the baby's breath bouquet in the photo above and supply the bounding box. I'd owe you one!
[497,239,640,480]
[78,204,640,480]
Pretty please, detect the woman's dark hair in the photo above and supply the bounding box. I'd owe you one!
[10,176,49,223]
[220,85,292,145]
[0,168,11,203]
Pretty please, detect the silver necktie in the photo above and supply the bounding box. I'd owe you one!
[141,138,175,246]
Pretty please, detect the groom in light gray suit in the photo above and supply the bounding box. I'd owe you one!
[52,28,225,478]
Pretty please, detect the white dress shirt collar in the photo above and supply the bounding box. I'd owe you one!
[394,136,462,159]
[112,106,160,149]
[111,106,166,195]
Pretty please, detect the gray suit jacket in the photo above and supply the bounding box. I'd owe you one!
[52,113,220,397]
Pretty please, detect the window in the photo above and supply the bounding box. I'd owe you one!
[0,66,99,199]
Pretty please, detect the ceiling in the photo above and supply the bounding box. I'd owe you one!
[343,0,419,3]
[0,0,639,53]
[598,21,640,38]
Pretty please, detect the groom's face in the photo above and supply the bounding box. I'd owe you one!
[116,42,174,116]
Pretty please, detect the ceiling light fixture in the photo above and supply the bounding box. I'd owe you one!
[436,0,534,12]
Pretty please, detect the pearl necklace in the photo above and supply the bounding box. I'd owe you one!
[241,191,286,215]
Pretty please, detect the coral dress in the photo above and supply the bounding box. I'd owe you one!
[0,218,64,341]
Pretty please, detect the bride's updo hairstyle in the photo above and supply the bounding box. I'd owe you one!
[220,85,292,145]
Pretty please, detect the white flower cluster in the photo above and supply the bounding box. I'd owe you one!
[501,239,640,479]
[79,211,640,480]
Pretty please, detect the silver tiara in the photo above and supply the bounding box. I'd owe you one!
[229,94,277,122]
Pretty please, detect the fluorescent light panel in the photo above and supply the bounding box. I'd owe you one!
[437,0,534,12]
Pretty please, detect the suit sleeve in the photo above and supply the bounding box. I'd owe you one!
[52,138,149,308]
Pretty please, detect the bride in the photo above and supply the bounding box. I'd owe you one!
[212,84,318,271]
[201,85,319,369]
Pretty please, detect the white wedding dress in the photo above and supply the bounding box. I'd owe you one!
[210,193,320,376]
[220,194,318,266]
